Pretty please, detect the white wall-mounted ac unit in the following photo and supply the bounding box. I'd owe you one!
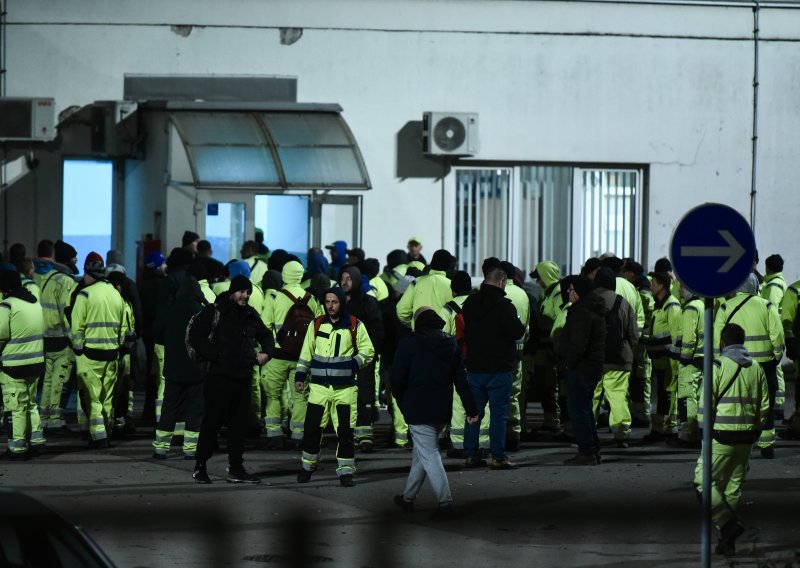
[0,98,56,141]
[422,111,479,156]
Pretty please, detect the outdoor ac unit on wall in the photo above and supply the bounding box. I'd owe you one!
[422,111,479,156]
[0,98,56,142]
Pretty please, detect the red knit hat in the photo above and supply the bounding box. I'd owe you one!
[84,251,105,277]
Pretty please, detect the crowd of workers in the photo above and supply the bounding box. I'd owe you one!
[0,231,796,556]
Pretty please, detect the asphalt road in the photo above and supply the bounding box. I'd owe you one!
[2,400,799,568]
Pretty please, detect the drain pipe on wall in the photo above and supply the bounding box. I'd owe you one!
[1,0,7,256]
[750,1,760,232]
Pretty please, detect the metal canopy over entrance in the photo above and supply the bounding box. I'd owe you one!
[169,105,371,191]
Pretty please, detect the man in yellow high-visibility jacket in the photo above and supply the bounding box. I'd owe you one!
[295,287,374,487]
[0,269,47,458]
[71,253,129,448]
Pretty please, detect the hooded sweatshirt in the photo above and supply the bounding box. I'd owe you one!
[461,283,526,373]
[163,277,207,384]
[262,260,322,359]
[391,308,477,425]
[341,266,383,354]
[699,343,770,445]
[327,241,348,280]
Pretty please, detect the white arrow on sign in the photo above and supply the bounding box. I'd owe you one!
[680,230,746,273]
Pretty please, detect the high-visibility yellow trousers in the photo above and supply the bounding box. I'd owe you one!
[1,373,45,454]
[76,355,119,442]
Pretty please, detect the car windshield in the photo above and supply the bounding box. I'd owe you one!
[0,518,112,568]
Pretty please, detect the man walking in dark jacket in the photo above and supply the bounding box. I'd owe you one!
[152,276,207,460]
[340,266,384,452]
[461,265,526,470]
[558,276,607,465]
[392,307,478,517]
[189,275,274,484]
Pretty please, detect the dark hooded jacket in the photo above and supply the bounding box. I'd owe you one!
[557,290,607,379]
[188,290,275,380]
[461,283,527,373]
[341,266,383,355]
[391,309,477,425]
[327,241,348,280]
[163,277,207,384]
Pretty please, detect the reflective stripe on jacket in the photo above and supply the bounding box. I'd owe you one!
[71,280,128,360]
[713,293,784,362]
[646,295,681,360]
[680,297,705,362]
[0,295,46,377]
[40,270,77,350]
[698,355,769,444]
[295,316,375,386]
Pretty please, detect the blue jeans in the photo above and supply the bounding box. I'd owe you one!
[464,371,513,460]
[565,368,600,456]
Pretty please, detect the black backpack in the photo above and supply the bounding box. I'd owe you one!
[604,295,626,365]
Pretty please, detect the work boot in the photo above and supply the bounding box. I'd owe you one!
[719,519,744,555]
[193,463,212,484]
[563,453,600,466]
[393,495,414,512]
[152,452,168,460]
[490,458,518,470]
[263,435,286,450]
[358,440,375,454]
[2,450,29,461]
[339,474,355,487]
[89,438,109,449]
[760,446,775,459]
[226,466,261,484]
[297,469,314,483]
[464,457,487,468]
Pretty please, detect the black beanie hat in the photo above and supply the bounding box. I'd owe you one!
[0,269,21,292]
[499,261,516,280]
[182,231,201,247]
[451,270,473,295]
[166,247,194,268]
[766,254,784,272]
[363,258,380,279]
[594,267,617,291]
[430,249,454,271]
[54,240,78,264]
[386,249,408,270]
[229,275,253,295]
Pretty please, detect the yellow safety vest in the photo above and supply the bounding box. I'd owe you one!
[295,315,375,386]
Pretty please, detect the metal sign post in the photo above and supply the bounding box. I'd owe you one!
[670,203,756,568]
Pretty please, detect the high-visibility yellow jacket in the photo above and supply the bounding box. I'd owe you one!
[505,280,531,351]
[246,257,268,287]
[698,347,769,444]
[261,261,322,358]
[198,279,216,304]
[294,314,374,386]
[367,276,389,303]
[533,261,564,358]
[646,294,682,363]
[39,267,77,352]
[396,269,452,327]
[440,294,469,336]
[617,276,645,333]
[21,277,41,302]
[679,297,705,363]
[71,280,129,361]
[637,286,655,346]
[713,293,784,362]
[0,291,46,378]
[760,272,786,316]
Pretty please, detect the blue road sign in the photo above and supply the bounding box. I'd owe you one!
[670,203,756,298]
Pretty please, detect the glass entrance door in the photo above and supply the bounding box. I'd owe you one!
[205,202,246,264]
[255,195,310,265]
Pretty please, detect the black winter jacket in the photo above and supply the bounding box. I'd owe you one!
[342,267,384,354]
[391,329,477,425]
[163,278,207,384]
[461,284,526,373]
[188,293,274,380]
[557,291,607,379]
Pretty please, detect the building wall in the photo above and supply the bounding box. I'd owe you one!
[4,1,800,278]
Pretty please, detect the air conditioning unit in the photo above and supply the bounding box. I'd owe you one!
[422,111,479,156]
[0,98,56,141]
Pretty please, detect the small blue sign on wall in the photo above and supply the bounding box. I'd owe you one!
[207,203,219,216]
[670,203,756,298]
